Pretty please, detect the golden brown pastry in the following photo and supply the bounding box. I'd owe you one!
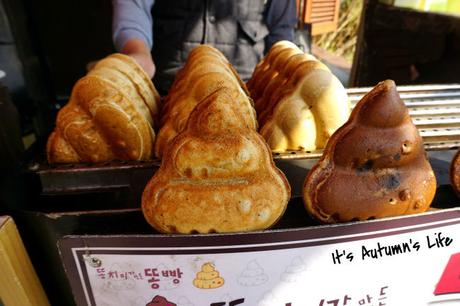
[250,47,303,102]
[92,54,161,126]
[46,53,160,163]
[248,40,350,152]
[303,80,437,223]
[142,88,290,233]
[154,45,256,158]
[450,150,460,196]
[254,53,318,115]
[247,40,302,93]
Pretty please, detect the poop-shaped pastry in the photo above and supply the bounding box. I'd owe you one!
[154,45,255,158]
[146,295,176,306]
[247,40,301,94]
[142,88,290,233]
[193,263,224,289]
[450,150,460,196]
[303,80,437,223]
[237,260,268,286]
[248,40,350,152]
[47,53,160,163]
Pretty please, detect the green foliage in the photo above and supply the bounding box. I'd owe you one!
[313,0,363,62]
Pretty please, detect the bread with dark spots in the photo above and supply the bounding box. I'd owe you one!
[303,80,436,223]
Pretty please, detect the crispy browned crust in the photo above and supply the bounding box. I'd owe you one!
[303,80,437,223]
[142,88,291,234]
[154,45,255,159]
[46,53,160,163]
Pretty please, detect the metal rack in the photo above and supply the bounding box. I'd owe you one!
[275,84,460,160]
[28,84,460,193]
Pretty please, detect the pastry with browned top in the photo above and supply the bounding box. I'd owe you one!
[46,53,160,163]
[142,88,290,233]
[154,45,255,159]
[248,40,350,152]
[303,80,436,223]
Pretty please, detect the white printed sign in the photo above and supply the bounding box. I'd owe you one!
[59,209,460,306]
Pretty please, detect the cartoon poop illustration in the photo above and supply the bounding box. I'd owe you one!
[248,40,350,152]
[193,263,225,289]
[303,80,437,223]
[238,260,268,286]
[281,257,307,283]
[146,295,176,306]
[142,87,291,233]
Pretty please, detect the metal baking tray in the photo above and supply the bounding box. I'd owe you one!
[275,84,460,159]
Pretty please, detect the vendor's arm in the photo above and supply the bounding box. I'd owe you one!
[265,0,298,50]
[112,0,156,77]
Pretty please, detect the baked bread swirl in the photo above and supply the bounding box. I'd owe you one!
[142,88,290,233]
[247,40,302,94]
[248,40,350,152]
[303,80,437,223]
[46,53,160,163]
[254,53,318,115]
[154,45,256,158]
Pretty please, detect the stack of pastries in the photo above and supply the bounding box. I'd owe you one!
[46,53,161,163]
[154,45,257,158]
[303,80,437,223]
[142,88,290,233]
[247,40,350,152]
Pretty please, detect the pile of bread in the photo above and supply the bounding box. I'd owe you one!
[46,42,447,234]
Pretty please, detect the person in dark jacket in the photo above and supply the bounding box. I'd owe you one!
[112,0,297,93]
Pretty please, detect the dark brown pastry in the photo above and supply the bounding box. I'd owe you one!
[303,80,436,223]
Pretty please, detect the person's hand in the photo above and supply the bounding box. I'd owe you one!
[122,38,156,78]
[129,51,156,78]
